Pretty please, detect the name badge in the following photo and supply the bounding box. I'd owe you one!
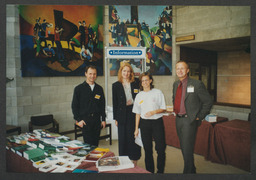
[139,100,144,104]
[134,89,139,93]
[95,94,101,99]
[187,86,194,93]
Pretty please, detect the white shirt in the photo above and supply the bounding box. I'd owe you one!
[123,82,133,105]
[132,88,166,120]
[89,84,95,91]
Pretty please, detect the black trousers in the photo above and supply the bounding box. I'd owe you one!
[117,105,141,160]
[82,114,101,146]
[140,118,166,173]
[175,116,199,174]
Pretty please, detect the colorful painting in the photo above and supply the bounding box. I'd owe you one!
[109,5,172,75]
[19,5,104,77]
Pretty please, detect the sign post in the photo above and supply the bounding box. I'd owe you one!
[104,47,146,110]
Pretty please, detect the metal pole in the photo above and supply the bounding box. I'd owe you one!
[104,46,108,116]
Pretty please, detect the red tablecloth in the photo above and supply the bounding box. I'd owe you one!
[163,114,180,148]
[163,114,228,158]
[213,119,251,171]
[6,150,149,173]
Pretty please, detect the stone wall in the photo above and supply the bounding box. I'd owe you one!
[217,50,250,105]
[6,5,251,134]
[174,6,251,120]
[175,6,250,43]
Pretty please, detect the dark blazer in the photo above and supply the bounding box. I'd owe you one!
[72,81,106,123]
[112,79,140,124]
[173,77,213,123]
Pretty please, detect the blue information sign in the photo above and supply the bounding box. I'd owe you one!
[109,50,142,56]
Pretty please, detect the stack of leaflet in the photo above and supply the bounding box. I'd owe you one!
[24,148,46,161]
[96,156,134,172]
[33,153,84,172]
[33,129,61,138]
[6,129,98,173]
[11,144,34,157]
[7,132,36,145]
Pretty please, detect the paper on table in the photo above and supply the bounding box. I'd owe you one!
[135,129,143,147]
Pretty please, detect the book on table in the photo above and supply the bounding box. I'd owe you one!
[205,114,217,122]
[56,154,74,161]
[68,157,85,164]
[38,164,56,172]
[33,159,48,168]
[62,162,79,171]
[6,135,17,143]
[45,156,59,163]
[6,130,110,172]
[6,141,18,150]
[55,138,70,143]
[72,149,90,157]
[13,135,27,144]
[23,148,45,160]
[63,140,92,151]
[38,142,57,156]
[30,155,46,162]
[54,160,67,168]
[72,169,98,173]
[96,156,134,172]
[90,147,109,154]
[11,144,34,157]
[84,153,103,162]
[84,147,110,162]
[50,167,67,173]
[27,140,43,148]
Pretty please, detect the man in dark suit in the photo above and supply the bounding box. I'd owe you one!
[72,65,106,146]
[172,60,213,174]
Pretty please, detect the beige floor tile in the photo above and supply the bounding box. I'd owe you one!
[67,134,249,174]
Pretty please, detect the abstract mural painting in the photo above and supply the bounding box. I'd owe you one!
[109,5,172,75]
[19,5,104,77]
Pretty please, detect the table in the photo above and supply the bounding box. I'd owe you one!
[162,114,228,158]
[6,125,21,135]
[6,150,149,173]
[195,116,228,159]
[213,119,250,171]
[74,123,112,145]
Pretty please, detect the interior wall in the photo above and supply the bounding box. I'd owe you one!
[174,6,251,121]
[217,50,251,105]
[175,6,250,44]
[6,5,251,134]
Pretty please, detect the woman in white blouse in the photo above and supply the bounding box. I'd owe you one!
[133,72,166,173]
[112,62,141,165]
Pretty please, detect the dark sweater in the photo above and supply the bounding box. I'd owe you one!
[71,81,106,123]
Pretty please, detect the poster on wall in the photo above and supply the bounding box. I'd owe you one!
[109,5,172,75]
[19,5,104,77]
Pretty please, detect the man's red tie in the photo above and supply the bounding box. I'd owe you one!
[174,82,182,114]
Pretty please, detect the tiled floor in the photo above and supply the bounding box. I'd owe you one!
[67,133,248,174]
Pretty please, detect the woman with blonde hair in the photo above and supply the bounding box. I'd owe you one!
[112,62,141,165]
